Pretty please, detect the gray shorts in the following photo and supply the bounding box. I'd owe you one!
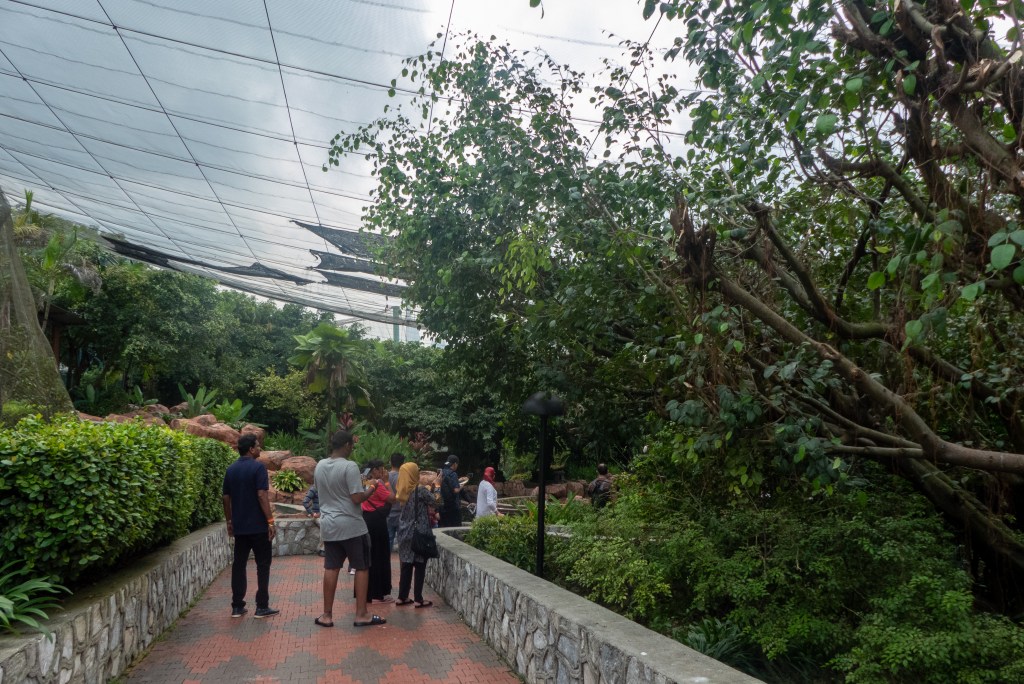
[323,534,370,571]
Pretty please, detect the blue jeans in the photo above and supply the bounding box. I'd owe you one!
[387,516,399,551]
[231,532,272,610]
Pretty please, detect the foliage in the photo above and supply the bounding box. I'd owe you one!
[127,385,158,409]
[498,439,535,481]
[681,618,757,675]
[177,383,219,418]
[0,416,233,586]
[0,560,68,635]
[288,323,371,416]
[350,423,413,466]
[270,470,305,494]
[834,574,1024,683]
[0,402,43,428]
[263,431,314,457]
[464,514,538,572]
[250,368,325,434]
[211,398,254,428]
[360,341,506,457]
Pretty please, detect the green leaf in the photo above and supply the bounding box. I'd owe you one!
[903,74,917,95]
[990,243,1016,271]
[866,271,885,290]
[960,282,983,301]
[642,0,657,19]
[530,0,541,6]
[905,319,923,341]
[845,77,863,93]
[1014,265,1024,285]
[693,333,704,346]
[815,114,838,136]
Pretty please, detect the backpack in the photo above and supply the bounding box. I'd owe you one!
[589,477,612,508]
[440,470,456,506]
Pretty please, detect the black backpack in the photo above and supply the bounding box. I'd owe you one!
[590,477,612,508]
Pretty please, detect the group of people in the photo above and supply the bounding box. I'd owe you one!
[222,432,607,627]
[221,430,453,628]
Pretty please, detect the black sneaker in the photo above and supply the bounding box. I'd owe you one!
[254,607,280,619]
[231,607,247,618]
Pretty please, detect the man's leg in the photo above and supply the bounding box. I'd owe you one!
[321,540,344,621]
[252,534,273,610]
[354,569,370,620]
[231,534,254,612]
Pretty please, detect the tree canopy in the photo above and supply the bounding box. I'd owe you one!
[330,0,1024,609]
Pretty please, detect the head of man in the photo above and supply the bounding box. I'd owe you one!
[238,433,259,457]
[330,429,355,456]
[444,455,459,471]
[596,463,608,476]
[365,459,386,480]
[390,452,405,469]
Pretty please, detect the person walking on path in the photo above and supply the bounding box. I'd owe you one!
[438,455,462,528]
[394,461,436,608]
[386,452,405,551]
[359,459,394,603]
[222,433,279,619]
[475,466,499,518]
[313,429,387,628]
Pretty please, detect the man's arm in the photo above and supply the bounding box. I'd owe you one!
[222,495,234,537]
[257,489,277,540]
[350,481,378,505]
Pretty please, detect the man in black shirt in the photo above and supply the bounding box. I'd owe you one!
[222,434,279,618]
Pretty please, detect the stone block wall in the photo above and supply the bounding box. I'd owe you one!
[426,531,763,684]
[272,517,320,557]
[0,525,230,684]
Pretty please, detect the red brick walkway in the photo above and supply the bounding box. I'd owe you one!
[124,553,522,683]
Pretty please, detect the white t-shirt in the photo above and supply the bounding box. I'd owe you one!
[314,456,368,542]
[476,480,498,518]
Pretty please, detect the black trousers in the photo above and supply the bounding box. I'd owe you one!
[231,532,272,610]
[398,560,426,603]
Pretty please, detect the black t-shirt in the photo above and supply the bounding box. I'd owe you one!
[222,456,270,535]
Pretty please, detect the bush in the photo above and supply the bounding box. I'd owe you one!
[0,415,234,586]
[465,515,537,571]
[271,469,305,494]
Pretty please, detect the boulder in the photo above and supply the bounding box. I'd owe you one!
[193,414,218,427]
[181,420,240,448]
[529,483,568,499]
[169,401,189,414]
[498,481,528,498]
[142,404,170,416]
[280,456,317,484]
[258,450,292,472]
[267,487,303,505]
[240,424,266,446]
[77,412,103,422]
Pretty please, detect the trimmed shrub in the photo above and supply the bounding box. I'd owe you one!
[0,415,234,585]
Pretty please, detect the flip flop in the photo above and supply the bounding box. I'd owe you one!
[414,600,433,609]
[353,615,387,627]
[395,599,414,606]
[314,615,334,628]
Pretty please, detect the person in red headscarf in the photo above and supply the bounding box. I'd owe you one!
[475,467,499,518]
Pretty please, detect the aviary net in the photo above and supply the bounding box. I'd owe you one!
[0,185,73,419]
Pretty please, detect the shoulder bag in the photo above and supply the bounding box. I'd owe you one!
[410,488,439,559]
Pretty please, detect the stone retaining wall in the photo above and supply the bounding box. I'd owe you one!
[426,530,763,684]
[272,517,320,557]
[0,524,231,684]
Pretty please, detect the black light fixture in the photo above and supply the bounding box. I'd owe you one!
[521,391,564,578]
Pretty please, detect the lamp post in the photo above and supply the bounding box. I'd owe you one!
[521,391,564,578]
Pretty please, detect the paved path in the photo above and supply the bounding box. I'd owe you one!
[124,553,522,683]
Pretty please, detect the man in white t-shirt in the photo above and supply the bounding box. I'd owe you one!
[313,429,386,628]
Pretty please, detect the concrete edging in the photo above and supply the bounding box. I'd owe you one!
[426,529,763,684]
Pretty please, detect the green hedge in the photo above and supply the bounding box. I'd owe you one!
[0,415,235,585]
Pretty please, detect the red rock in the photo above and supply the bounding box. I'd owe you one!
[193,414,218,427]
[183,421,239,447]
[240,424,266,446]
[258,450,292,471]
[529,483,568,499]
[169,401,188,413]
[281,456,317,484]
[77,412,103,422]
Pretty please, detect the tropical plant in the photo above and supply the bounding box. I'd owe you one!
[270,470,306,494]
[288,323,371,416]
[127,385,158,409]
[263,431,312,456]
[178,383,218,418]
[350,423,413,465]
[0,561,68,635]
[211,398,254,427]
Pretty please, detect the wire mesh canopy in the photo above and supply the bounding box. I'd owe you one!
[0,0,673,333]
